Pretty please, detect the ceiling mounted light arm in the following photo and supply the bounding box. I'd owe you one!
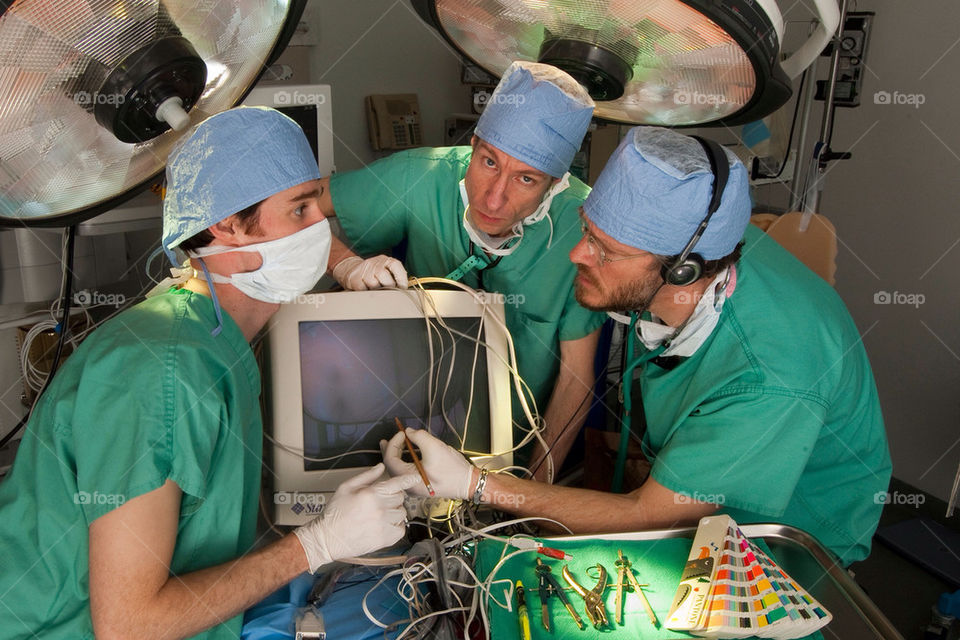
[0,0,307,228]
[780,0,841,79]
[412,0,814,127]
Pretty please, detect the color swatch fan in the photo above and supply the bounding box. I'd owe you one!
[666,515,831,639]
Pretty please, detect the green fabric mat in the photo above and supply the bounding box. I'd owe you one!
[474,536,825,640]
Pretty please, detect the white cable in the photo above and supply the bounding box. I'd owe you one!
[395,280,544,459]
[406,282,483,448]
[262,430,381,463]
[410,277,541,441]
[360,514,575,640]
[395,607,469,640]
[361,565,411,629]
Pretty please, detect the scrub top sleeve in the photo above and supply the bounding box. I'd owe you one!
[649,391,827,517]
[71,344,220,523]
[329,152,416,256]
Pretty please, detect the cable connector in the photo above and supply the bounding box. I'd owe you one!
[507,539,572,560]
[537,545,571,560]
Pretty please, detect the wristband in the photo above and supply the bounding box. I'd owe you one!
[471,468,489,506]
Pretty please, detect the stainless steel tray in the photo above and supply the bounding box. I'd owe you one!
[544,523,903,639]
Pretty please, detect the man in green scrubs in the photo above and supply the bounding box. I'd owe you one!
[382,126,892,566]
[318,61,607,480]
[0,107,417,639]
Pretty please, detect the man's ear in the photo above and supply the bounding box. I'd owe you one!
[207,214,242,243]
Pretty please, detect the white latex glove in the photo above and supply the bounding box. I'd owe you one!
[294,463,419,573]
[332,255,408,290]
[380,429,475,500]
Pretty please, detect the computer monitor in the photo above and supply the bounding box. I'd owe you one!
[265,289,514,525]
[242,84,335,177]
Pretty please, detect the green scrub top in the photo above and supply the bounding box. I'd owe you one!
[331,146,607,429]
[633,226,891,566]
[0,289,262,640]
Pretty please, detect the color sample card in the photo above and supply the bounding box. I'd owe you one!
[665,515,727,631]
[666,516,832,639]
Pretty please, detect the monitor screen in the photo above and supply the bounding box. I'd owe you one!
[298,316,490,470]
[266,289,513,525]
[241,84,334,177]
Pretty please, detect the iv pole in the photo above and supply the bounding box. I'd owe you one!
[794,0,851,214]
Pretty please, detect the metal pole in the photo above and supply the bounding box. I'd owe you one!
[790,24,820,212]
[804,0,849,213]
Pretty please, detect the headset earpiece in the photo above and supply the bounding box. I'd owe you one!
[661,136,729,289]
[662,254,704,287]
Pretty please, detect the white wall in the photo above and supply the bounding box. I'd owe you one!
[831,0,960,504]
[759,1,960,503]
[305,0,473,172]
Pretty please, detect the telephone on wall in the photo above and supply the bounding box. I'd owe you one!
[365,93,422,150]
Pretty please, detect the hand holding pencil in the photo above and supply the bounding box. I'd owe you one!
[380,422,476,500]
[394,417,435,496]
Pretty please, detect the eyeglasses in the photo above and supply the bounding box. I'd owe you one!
[579,221,648,267]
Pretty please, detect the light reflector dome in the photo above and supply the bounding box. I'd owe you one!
[0,0,304,226]
[417,0,797,127]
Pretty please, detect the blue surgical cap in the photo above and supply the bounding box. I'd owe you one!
[474,61,594,178]
[583,127,751,260]
[161,106,321,263]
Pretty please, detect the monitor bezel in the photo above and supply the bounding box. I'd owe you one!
[265,288,514,524]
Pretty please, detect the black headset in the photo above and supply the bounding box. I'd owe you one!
[660,136,731,287]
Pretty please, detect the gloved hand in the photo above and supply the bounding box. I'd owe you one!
[380,429,476,500]
[332,255,408,290]
[294,463,419,573]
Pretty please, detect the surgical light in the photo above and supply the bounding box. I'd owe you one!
[411,0,839,126]
[0,0,306,227]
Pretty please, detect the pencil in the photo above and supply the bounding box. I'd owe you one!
[394,417,435,496]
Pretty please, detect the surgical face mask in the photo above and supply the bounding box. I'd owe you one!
[636,266,735,357]
[187,219,332,303]
[459,173,570,255]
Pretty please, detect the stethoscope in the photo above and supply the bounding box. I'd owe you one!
[609,268,732,492]
[611,312,667,493]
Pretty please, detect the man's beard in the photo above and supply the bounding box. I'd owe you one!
[575,267,664,313]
